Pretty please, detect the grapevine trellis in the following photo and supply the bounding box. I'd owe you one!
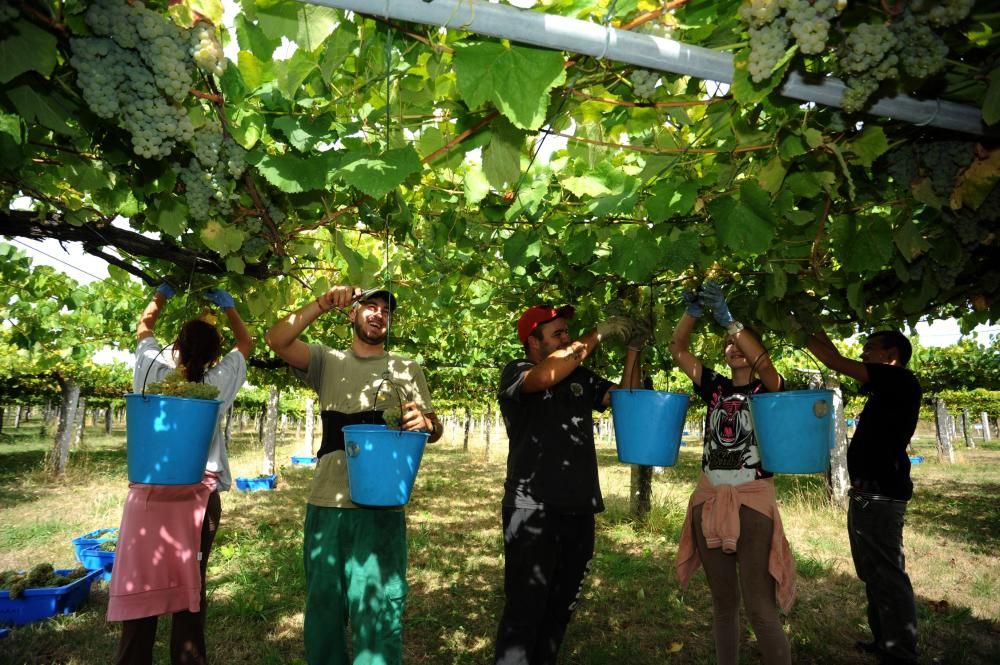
[0,0,997,451]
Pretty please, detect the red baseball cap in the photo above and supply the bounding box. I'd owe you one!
[517,305,575,344]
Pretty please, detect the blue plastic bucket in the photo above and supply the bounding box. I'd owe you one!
[125,394,222,485]
[749,389,835,474]
[343,424,429,507]
[610,390,690,467]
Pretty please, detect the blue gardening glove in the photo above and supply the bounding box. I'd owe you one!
[699,281,734,328]
[205,288,235,309]
[682,290,703,318]
[156,282,175,299]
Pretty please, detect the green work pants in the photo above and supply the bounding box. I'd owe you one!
[303,505,408,665]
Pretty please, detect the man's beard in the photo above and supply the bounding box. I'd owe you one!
[354,317,387,345]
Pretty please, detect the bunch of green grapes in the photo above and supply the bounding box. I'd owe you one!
[146,369,220,400]
[382,407,403,429]
[71,37,194,158]
[191,121,224,169]
[191,22,226,78]
[918,141,975,196]
[747,18,790,82]
[0,564,86,599]
[738,0,781,27]
[739,0,844,83]
[69,0,246,215]
[629,69,660,99]
[81,0,192,102]
[840,23,897,75]
[782,0,842,55]
[837,2,973,113]
[892,11,948,79]
[911,0,975,28]
[838,22,899,112]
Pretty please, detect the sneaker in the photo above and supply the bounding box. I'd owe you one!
[855,640,879,655]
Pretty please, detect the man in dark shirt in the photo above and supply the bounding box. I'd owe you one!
[493,305,645,665]
[807,329,922,665]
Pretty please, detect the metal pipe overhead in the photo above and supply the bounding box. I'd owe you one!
[300,0,990,137]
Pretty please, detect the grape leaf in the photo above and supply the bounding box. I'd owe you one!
[337,147,422,200]
[0,20,58,84]
[454,41,566,130]
[483,118,524,190]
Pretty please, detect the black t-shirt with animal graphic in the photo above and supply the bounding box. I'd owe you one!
[693,367,780,486]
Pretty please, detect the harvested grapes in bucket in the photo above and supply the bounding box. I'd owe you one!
[146,369,220,400]
[382,407,402,429]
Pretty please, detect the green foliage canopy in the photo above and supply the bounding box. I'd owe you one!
[0,0,997,379]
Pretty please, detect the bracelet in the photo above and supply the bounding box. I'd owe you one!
[315,297,330,312]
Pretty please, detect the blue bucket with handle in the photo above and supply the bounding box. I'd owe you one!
[749,389,835,474]
[610,389,690,467]
[343,424,429,507]
[125,393,222,484]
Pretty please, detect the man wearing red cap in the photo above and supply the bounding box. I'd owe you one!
[493,305,647,665]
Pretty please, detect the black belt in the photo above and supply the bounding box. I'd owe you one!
[848,487,907,504]
[317,409,382,458]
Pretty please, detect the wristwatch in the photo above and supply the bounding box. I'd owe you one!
[726,320,744,335]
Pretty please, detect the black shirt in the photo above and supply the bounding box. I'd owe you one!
[498,359,614,514]
[848,363,922,501]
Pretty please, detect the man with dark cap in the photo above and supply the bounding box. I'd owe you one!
[266,285,442,665]
[806,327,921,665]
[493,305,647,665]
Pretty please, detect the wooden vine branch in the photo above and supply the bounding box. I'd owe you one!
[190,89,224,104]
[810,194,833,278]
[421,110,500,165]
[540,128,772,155]
[82,244,158,286]
[621,0,690,31]
[570,91,725,108]
[373,16,454,54]
[1,210,271,279]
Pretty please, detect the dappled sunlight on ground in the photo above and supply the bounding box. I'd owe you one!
[1,427,998,663]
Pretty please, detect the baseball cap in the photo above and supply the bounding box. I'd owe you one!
[517,304,575,344]
[356,287,398,312]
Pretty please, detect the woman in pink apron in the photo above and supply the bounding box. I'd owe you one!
[109,283,251,665]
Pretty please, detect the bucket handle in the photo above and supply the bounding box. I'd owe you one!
[372,371,410,435]
[138,345,171,400]
[749,343,831,389]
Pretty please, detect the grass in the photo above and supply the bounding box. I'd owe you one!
[0,421,998,664]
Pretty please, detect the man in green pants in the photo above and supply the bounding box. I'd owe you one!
[266,285,442,665]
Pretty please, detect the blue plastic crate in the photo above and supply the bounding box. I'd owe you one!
[78,545,115,581]
[0,568,102,626]
[235,474,277,491]
[71,528,118,562]
[290,455,317,466]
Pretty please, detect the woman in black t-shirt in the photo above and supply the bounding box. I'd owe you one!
[668,282,793,665]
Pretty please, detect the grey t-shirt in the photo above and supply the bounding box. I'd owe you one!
[293,344,433,509]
